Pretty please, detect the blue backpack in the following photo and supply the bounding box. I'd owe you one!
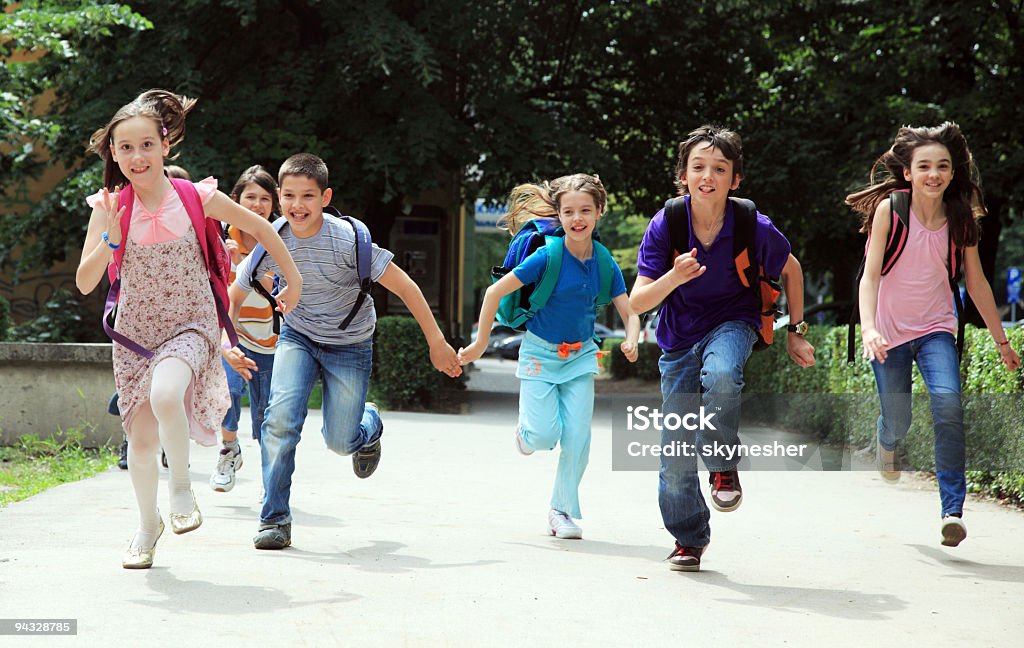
[246,206,373,334]
[491,218,617,331]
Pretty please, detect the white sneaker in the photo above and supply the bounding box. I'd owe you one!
[548,509,582,539]
[210,447,243,493]
[515,425,534,456]
[941,515,967,547]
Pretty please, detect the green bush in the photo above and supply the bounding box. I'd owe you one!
[0,294,10,341]
[372,315,464,410]
[9,289,104,343]
[601,337,660,381]
[749,323,1024,504]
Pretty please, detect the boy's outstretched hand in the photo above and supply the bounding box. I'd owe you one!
[430,341,463,378]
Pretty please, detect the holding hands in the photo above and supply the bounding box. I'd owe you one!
[620,341,638,363]
[431,340,463,378]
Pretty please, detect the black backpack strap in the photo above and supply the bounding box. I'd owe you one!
[247,218,290,335]
[948,224,966,359]
[730,198,759,295]
[881,191,911,276]
[664,197,690,259]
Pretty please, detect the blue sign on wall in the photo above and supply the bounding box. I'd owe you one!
[1008,267,1021,304]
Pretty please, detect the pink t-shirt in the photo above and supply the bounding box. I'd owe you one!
[875,208,957,350]
[86,177,218,245]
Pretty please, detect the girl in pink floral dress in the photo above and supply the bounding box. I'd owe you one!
[76,89,303,569]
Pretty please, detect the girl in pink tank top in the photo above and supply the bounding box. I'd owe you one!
[847,122,1019,549]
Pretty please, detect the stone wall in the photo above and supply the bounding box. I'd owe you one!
[0,343,119,448]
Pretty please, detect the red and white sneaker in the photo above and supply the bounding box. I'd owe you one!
[709,470,742,512]
[666,543,706,572]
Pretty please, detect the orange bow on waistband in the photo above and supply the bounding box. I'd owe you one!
[557,341,583,358]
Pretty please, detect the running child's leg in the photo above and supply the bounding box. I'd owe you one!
[149,357,196,516]
[550,373,594,520]
[517,378,561,452]
[126,403,161,547]
[915,332,966,517]
[319,339,379,455]
[259,329,318,527]
[870,342,914,453]
[696,321,757,469]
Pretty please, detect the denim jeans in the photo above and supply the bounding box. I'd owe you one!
[245,348,275,443]
[259,325,383,526]
[871,331,965,516]
[221,357,248,432]
[658,320,756,547]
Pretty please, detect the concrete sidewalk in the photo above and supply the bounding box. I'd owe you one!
[2,359,1023,646]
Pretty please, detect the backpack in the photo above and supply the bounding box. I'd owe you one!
[490,218,617,332]
[103,178,237,358]
[245,206,374,334]
[664,196,781,350]
[847,188,966,362]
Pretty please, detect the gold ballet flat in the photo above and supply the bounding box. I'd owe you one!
[170,491,203,535]
[122,518,165,570]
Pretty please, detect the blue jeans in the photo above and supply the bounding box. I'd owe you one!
[871,331,965,517]
[658,320,756,548]
[259,326,383,526]
[221,357,248,432]
[245,348,275,443]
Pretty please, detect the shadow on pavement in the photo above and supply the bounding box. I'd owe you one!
[252,540,504,574]
[135,568,361,613]
[909,544,1024,583]
[693,571,906,621]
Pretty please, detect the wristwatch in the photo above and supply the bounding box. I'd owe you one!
[787,320,808,336]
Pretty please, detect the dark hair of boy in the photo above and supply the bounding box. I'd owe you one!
[673,125,744,196]
[278,153,329,192]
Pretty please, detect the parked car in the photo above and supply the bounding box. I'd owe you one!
[470,323,518,356]
[495,323,626,360]
[774,301,854,331]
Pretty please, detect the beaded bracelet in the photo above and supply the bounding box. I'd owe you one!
[102,231,121,250]
[996,339,1011,347]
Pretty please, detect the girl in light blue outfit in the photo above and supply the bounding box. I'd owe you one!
[460,174,641,539]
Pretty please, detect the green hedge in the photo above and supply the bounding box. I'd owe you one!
[601,338,661,381]
[746,324,1024,502]
[0,295,10,341]
[372,316,464,411]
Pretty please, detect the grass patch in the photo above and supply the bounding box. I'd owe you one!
[0,428,117,509]
[240,381,324,409]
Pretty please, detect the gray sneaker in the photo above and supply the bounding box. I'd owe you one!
[515,425,534,456]
[253,523,291,550]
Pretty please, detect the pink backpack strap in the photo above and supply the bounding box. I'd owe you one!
[169,178,239,348]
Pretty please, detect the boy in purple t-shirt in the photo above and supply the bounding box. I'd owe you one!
[630,125,816,572]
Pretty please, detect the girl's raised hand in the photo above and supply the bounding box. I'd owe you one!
[620,341,639,363]
[998,343,1021,371]
[101,188,126,248]
[861,328,889,363]
[671,248,706,285]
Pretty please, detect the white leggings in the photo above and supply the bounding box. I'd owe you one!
[126,357,195,533]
